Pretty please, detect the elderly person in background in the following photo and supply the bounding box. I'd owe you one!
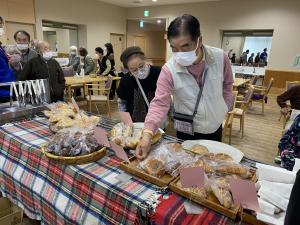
[67,46,80,71]
[0,17,16,103]
[77,47,95,75]
[13,30,37,77]
[30,39,39,52]
[6,45,22,72]
[19,41,65,102]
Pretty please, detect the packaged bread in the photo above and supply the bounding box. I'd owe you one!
[215,153,233,161]
[193,159,215,173]
[215,161,251,178]
[176,179,207,199]
[210,180,233,209]
[144,159,165,177]
[190,144,209,155]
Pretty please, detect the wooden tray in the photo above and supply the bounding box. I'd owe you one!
[42,145,106,164]
[240,210,268,225]
[169,177,240,219]
[119,157,176,187]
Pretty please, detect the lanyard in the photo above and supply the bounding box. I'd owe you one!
[193,64,208,117]
[135,77,150,107]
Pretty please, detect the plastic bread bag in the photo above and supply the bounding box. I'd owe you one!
[213,160,252,179]
[206,175,235,209]
[176,173,209,199]
[46,128,102,157]
[139,143,179,178]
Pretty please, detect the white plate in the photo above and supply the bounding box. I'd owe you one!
[182,140,244,163]
[133,122,165,134]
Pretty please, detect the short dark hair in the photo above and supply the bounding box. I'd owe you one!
[0,16,3,24]
[104,43,114,55]
[167,14,200,42]
[79,47,88,56]
[120,46,145,69]
[95,47,104,55]
[14,30,31,41]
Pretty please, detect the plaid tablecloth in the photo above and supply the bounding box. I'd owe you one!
[0,116,257,225]
[0,117,158,225]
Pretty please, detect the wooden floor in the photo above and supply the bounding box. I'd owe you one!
[83,87,285,165]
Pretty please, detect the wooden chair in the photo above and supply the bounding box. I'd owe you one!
[222,91,238,144]
[252,78,274,114]
[85,75,113,117]
[286,81,300,90]
[234,85,255,138]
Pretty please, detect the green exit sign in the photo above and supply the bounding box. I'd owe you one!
[144,10,149,17]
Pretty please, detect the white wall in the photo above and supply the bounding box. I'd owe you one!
[127,20,166,59]
[35,0,127,56]
[127,0,300,70]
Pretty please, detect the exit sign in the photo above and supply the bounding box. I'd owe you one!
[144,10,149,17]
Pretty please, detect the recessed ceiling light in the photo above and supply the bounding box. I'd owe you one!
[152,0,157,2]
[157,19,162,24]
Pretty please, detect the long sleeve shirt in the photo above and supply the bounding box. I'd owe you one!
[277,85,300,109]
[144,52,234,133]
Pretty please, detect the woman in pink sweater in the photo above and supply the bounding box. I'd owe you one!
[136,14,233,160]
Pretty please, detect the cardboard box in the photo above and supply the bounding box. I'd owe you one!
[0,198,23,225]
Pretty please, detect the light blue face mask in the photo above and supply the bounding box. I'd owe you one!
[173,37,200,66]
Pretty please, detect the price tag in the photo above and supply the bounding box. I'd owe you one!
[179,167,205,188]
[229,178,261,212]
[119,112,133,126]
[110,141,130,163]
[94,127,110,147]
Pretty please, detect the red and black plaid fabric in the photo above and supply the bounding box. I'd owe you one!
[150,193,230,225]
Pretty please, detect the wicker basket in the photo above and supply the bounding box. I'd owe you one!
[41,145,106,164]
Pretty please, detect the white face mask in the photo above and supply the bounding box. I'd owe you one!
[70,51,76,56]
[17,43,29,51]
[131,64,150,80]
[173,38,200,67]
[43,51,53,60]
[0,28,4,37]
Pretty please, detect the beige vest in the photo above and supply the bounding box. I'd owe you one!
[166,45,228,134]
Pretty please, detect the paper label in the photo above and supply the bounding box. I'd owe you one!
[179,167,205,188]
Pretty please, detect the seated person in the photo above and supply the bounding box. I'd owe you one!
[67,46,80,71]
[116,46,161,122]
[19,41,65,102]
[12,30,38,78]
[277,84,300,115]
[0,17,16,103]
[279,114,300,171]
[95,47,114,76]
[77,47,95,75]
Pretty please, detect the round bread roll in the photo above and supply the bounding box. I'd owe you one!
[215,153,233,161]
[145,159,165,177]
[191,144,209,155]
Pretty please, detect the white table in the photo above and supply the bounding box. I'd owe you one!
[231,65,265,77]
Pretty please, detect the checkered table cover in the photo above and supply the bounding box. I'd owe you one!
[0,117,158,225]
[0,116,258,225]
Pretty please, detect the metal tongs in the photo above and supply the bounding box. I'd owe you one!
[38,79,47,104]
[31,80,40,105]
[19,81,26,107]
[12,82,20,107]
[26,81,35,105]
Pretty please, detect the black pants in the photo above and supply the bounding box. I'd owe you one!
[176,125,222,142]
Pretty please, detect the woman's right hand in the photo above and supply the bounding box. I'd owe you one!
[136,133,152,160]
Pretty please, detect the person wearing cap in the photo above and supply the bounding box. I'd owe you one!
[67,46,80,71]
[136,14,233,160]
[116,46,161,122]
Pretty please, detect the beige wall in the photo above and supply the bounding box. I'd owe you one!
[127,20,166,59]
[35,0,127,56]
[0,0,36,44]
[127,0,300,70]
